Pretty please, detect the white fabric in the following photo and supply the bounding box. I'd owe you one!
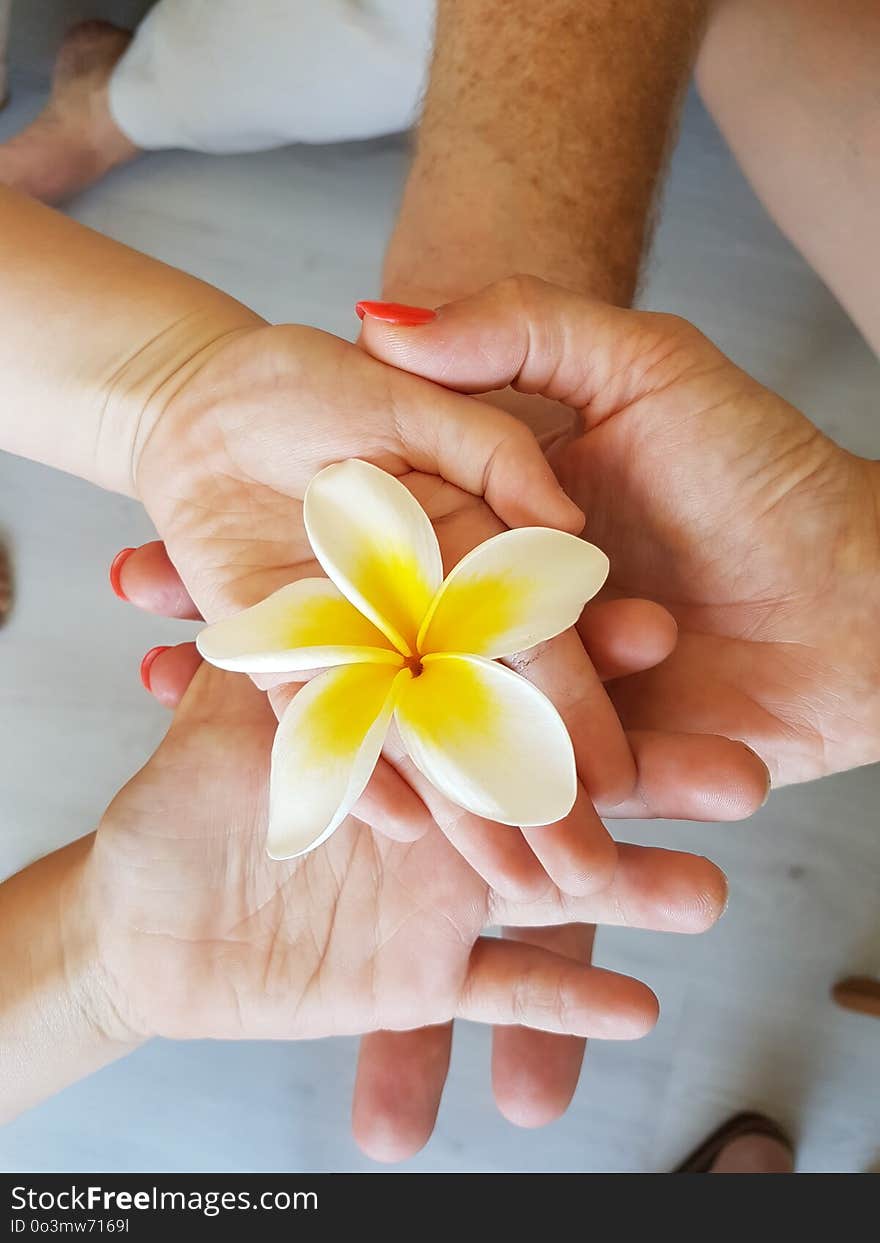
[108,0,436,152]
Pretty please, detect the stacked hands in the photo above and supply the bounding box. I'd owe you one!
[72,276,878,1159]
[0,1,876,1178]
[1,177,876,1152]
[2,4,876,1178]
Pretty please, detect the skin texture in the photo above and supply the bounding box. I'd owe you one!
[361,278,880,788]
[0,836,135,1124]
[384,0,706,310]
[0,657,733,1127]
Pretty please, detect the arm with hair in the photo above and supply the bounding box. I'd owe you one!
[384,0,706,309]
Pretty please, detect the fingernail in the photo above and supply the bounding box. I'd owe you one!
[140,645,171,693]
[742,743,772,807]
[355,300,437,326]
[760,764,772,808]
[109,548,136,600]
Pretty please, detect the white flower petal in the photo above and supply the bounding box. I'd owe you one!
[267,663,407,859]
[196,578,402,673]
[395,653,576,826]
[418,528,609,659]
[304,459,442,656]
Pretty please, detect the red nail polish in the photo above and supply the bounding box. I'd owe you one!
[109,547,136,600]
[140,645,171,693]
[355,300,437,326]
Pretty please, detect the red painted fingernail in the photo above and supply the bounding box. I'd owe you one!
[140,645,171,693]
[355,300,437,326]
[109,548,136,600]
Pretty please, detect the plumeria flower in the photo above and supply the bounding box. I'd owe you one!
[197,460,610,859]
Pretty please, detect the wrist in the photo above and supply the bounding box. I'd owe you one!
[0,837,143,1124]
[62,838,149,1053]
[0,189,265,496]
[109,306,265,501]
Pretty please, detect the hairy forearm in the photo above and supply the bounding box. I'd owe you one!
[0,837,141,1123]
[385,0,706,308]
[0,188,261,496]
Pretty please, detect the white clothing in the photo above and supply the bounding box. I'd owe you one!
[109,0,436,153]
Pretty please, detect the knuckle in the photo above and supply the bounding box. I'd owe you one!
[494,273,546,316]
[510,962,568,1029]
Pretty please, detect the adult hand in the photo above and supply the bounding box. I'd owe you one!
[359,277,880,786]
[86,656,727,1056]
[353,276,880,1155]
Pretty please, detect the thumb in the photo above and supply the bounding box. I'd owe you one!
[357,279,718,428]
[418,391,586,532]
[362,353,585,534]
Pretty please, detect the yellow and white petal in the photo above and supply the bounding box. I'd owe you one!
[395,653,576,827]
[418,528,609,659]
[267,662,407,859]
[304,459,442,657]
[196,579,402,674]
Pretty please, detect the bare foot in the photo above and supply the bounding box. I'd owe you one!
[0,21,138,203]
[708,1133,795,1174]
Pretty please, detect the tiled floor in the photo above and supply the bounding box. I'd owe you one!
[1,9,878,1173]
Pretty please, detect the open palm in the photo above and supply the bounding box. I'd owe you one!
[89,663,725,1047]
[553,337,880,785]
[362,278,880,787]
